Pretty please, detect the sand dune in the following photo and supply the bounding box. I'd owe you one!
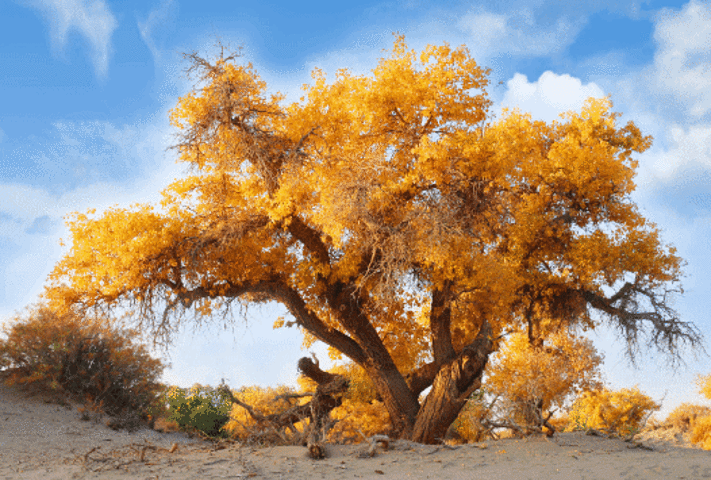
[1,381,710,479]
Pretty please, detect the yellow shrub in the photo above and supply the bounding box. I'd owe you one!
[664,403,711,433]
[682,374,711,449]
[691,416,711,450]
[450,394,491,442]
[222,384,307,440]
[328,398,391,444]
[566,387,660,436]
[485,329,602,428]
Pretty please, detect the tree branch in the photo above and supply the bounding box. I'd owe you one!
[581,283,703,362]
[430,281,456,363]
[171,278,368,365]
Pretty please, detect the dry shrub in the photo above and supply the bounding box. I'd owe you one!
[0,305,166,430]
[566,386,660,436]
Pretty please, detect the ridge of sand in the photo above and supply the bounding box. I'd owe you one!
[1,381,710,480]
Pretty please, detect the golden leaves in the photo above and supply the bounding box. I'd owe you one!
[43,35,685,399]
[486,329,603,417]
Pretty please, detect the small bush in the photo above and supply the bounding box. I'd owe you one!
[566,386,660,436]
[691,416,711,450]
[485,330,603,432]
[163,384,231,438]
[318,363,391,444]
[664,403,711,433]
[681,374,711,449]
[0,305,166,429]
[450,391,492,443]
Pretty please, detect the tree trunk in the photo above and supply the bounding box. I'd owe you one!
[410,321,494,444]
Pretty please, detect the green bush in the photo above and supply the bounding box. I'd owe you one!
[0,305,166,430]
[164,384,232,438]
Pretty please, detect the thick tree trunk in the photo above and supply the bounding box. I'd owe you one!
[363,362,420,438]
[410,321,494,444]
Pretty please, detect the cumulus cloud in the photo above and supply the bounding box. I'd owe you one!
[24,0,117,78]
[498,71,606,123]
[651,0,711,117]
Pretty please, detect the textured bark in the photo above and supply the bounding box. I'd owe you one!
[326,280,421,437]
[411,321,494,444]
[430,283,456,363]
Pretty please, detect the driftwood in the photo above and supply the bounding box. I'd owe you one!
[218,356,348,459]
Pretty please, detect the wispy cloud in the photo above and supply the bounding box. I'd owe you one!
[651,0,711,117]
[457,8,585,60]
[138,0,178,64]
[0,111,185,319]
[23,0,118,78]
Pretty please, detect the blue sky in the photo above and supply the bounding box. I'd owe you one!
[1,0,710,418]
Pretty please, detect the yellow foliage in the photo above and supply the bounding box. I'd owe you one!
[566,387,660,436]
[691,416,711,450]
[325,362,391,443]
[697,374,711,400]
[38,33,690,442]
[677,375,711,449]
[485,329,602,425]
[222,384,306,440]
[450,395,491,443]
[328,398,391,444]
[664,402,711,433]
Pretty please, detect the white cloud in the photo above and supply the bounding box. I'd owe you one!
[0,111,186,319]
[24,0,117,78]
[138,0,177,63]
[642,123,711,181]
[651,0,711,117]
[457,8,584,60]
[498,71,606,123]
[0,127,5,143]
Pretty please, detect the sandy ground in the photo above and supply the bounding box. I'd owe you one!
[1,381,711,480]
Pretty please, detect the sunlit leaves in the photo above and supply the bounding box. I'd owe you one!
[39,34,692,442]
[566,387,660,436]
[486,329,603,424]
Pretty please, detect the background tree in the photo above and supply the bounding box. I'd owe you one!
[44,36,701,444]
[485,328,603,435]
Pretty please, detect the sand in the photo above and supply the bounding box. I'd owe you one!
[1,381,710,480]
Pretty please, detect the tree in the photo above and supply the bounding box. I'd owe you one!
[484,328,603,435]
[44,36,701,444]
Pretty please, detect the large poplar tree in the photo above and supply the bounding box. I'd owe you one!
[44,36,700,443]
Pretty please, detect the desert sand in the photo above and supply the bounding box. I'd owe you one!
[1,381,710,480]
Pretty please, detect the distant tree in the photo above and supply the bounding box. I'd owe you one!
[44,36,701,444]
[485,328,603,435]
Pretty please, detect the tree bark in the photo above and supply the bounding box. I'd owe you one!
[411,321,494,444]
